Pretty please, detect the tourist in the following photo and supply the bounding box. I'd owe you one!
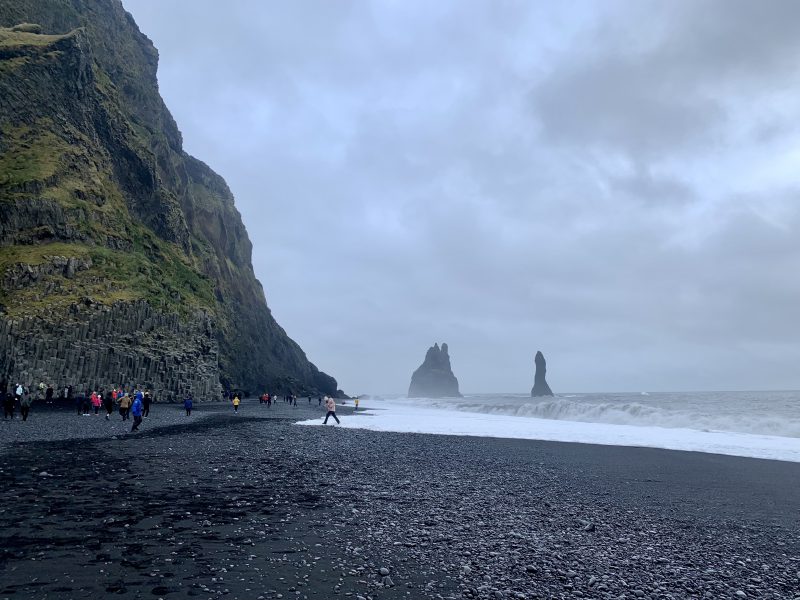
[91,390,101,415]
[103,389,114,420]
[143,389,152,418]
[45,383,54,404]
[232,394,240,413]
[20,392,33,422]
[318,396,322,407]
[2,390,14,420]
[81,392,91,415]
[14,383,23,402]
[323,396,340,425]
[354,396,360,410]
[130,394,143,432]
[119,392,132,420]
[184,393,193,416]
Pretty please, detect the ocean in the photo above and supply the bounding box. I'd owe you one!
[298,390,800,462]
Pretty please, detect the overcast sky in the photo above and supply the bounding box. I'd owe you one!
[123,0,800,395]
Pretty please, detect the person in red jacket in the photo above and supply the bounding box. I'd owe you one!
[90,391,101,415]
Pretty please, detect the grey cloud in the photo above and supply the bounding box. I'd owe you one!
[531,0,800,159]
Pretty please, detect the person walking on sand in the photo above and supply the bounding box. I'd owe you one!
[20,392,33,422]
[184,393,193,416]
[103,389,114,420]
[354,396,359,411]
[130,394,143,432]
[323,396,340,425]
[142,389,152,418]
[119,392,132,420]
[90,390,101,415]
[2,389,14,420]
[232,394,240,413]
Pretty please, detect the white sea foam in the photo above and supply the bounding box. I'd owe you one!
[297,393,800,463]
[441,396,800,438]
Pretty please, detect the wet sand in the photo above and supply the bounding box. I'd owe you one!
[1,400,798,599]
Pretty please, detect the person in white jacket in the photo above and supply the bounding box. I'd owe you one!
[323,396,340,425]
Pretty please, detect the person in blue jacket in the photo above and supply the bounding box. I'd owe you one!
[184,393,193,416]
[130,395,144,432]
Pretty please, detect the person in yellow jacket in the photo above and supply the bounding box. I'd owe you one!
[232,394,240,414]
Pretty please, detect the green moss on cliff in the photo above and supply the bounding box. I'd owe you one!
[0,241,89,269]
[0,121,81,187]
[0,237,214,319]
[0,26,69,47]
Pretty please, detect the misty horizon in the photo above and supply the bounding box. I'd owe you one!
[122,0,800,395]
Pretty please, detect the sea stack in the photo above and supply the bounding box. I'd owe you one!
[531,351,554,397]
[408,343,462,398]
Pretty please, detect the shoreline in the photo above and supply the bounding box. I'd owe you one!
[1,401,798,599]
[298,399,800,464]
[3,398,799,467]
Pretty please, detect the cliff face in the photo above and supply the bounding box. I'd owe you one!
[408,343,462,398]
[0,1,338,399]
[531,351,553,397]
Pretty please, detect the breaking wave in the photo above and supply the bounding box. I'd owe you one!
[423,394,800,438]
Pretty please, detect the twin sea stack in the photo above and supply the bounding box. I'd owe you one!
[0,1,338,400]
[408,343,462,398]
[407,345,555,398]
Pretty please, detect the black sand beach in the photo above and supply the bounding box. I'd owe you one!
[1,401,798,599]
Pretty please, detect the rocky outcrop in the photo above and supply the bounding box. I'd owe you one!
[0,1,339,398]
[531,351,554,397]
[408,343,462,398]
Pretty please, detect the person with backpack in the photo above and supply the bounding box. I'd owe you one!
[184,393,193,416]
[323,396,340,425]
[232,394,240,414]
[130,395,143,432]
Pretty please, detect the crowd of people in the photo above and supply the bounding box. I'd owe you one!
[0,379,152,432]
[2,378,344,429]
